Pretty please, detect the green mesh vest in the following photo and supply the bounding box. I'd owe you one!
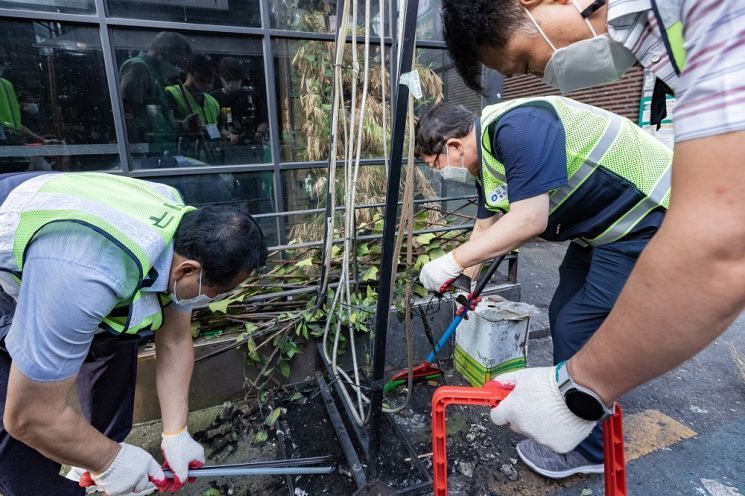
[0,173,196,334]
[165,85,220,126]
[480,96,672,246]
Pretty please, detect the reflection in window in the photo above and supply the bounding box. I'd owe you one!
[0,20,118,172]
[271,0,388,36]
[151,171,278,245]
[0,0,94,14]
[416,48,481,116]
[282,164,439,243]
[112,30,270,170]
[106,0,259,28]
[413,0,443,42]
[275,39,400,163]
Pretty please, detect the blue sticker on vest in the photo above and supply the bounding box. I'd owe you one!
[488,185,508,205]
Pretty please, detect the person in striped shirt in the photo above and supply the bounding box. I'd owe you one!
[440,0,745,478]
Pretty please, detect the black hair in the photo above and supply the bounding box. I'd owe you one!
[174,206,268,287]
[150,31,192,63]
[185,53,213,81]
[414,102,476,158]
[442,0,528,93]
[218,57,244,81]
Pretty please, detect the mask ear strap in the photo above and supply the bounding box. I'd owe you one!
[523,8,558,51]
[570,0,599,36]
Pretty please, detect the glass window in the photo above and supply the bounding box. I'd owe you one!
[106,0,260,28]
[271,0,389,36]
[0,0,94,14]
[0,20,119,172]
[274,38,390,163]
[111,29,270,170]
[416,48,482,115]
[149,171,278,246]
[413,0,443,42]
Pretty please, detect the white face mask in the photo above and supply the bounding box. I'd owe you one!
[438,145,474,184]
[524,1,636,93]
[170,270,214,310]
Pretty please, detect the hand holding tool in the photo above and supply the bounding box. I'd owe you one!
[384,255,505,393]
[160,427,205,491]
[419,251,464,293]
[80,443,167,495]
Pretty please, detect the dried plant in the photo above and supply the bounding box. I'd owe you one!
[278,9,445,242]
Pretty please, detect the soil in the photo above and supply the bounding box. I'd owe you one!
[120,337,601,495]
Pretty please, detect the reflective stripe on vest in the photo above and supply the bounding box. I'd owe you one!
[479,96,672,245]
[0,173,195,334]
[588,163,671,246]
[0,78,21,131]
[651,0,687,75]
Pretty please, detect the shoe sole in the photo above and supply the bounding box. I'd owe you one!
[517,444,605,479]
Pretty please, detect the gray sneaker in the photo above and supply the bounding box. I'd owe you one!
[516,439,604,479]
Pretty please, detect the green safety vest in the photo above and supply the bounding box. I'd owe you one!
[165,84,220,127]
[651,0,687,76]
[480,96,672,246]
[0,173,196,334]
[0,78,21,132]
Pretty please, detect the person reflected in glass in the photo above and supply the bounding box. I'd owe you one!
[119,32,192,159]
[165,53,221,164]
[210,57,269,164]
[0,48,45,147]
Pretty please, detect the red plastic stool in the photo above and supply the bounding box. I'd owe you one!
[432,382,627,496]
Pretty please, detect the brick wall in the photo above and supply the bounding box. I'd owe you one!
[501,65,644,123]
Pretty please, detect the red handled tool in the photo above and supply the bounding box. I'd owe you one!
[383,255,506,394]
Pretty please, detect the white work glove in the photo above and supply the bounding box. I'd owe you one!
[419,251,464,293]
[161,427,205,491]
[489,367,597,454]
[82,443,166,496]
[66,467,99,495]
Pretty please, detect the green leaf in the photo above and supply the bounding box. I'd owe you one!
[361,266,379,281]
[331,244,342,258]
[286,343,298,359]
[278,360,291,378]
[428,247,447,259]
[265,407,283,426]
[356,243,370,257]
[414,254,430,270]
[191,322,201,339]
[208,298,232,314]
[244,322,258,334]
[289,392,304,402]
[259,390,267,404]
[296,257,314,268]
[254,430,268,443]
[414,284,429,299]
[415,233,436,245]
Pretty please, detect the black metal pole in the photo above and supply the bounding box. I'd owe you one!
[366,0,419,479]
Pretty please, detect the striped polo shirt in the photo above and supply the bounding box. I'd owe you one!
[607,0,745,143]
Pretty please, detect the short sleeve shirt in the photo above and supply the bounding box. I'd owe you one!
[475,106,568,219]
[607,0,745,142]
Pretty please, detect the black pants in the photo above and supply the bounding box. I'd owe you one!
[549,224,657,462]
[0,289,139,496]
